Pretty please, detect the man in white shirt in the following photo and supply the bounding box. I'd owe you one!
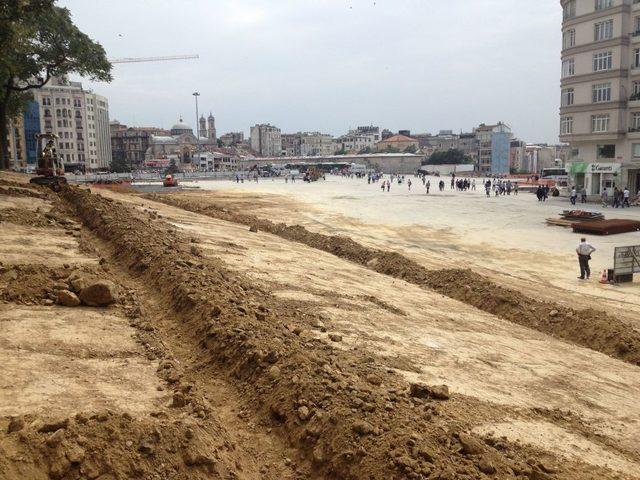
[576,238,596,280]
[623,187,630,208]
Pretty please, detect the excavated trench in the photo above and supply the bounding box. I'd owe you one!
[145,193,640,367]
[53,185,624,480]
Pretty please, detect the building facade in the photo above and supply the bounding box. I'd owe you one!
[335,126,381,154]
[560,0,640,194]
[281,132,334,157]
[376,134,419,152]
[474,122,512,174]
[219,132,244,147]
[5,115,27,169]
[32,77,112,172]
[250,124,282,157]
[110,121,169,170]
[145,119,216,164]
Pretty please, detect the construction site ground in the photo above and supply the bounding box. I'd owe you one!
[1,172,639,479]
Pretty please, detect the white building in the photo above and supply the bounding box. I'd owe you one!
[250,124,282,157]
[560,0,640,194]
[32,77,112,172]
[335,126,381,154]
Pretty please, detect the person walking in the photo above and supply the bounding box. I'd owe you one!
[623,187,630,208]
[408,179,412,191]
[612,187,620,207]
[580,186,587,204]
[570,187,577,205]
[426,180,431,194]
[576,238,596,280]
[601,187,609,207]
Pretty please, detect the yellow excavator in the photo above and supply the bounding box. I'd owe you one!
[29,133,67,191]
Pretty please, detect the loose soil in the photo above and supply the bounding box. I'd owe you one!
[2,176,639,479]
[147,193,640,366]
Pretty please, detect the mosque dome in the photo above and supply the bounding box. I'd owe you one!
[170,118,193,136]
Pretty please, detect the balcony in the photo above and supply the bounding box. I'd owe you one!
[628,127,640,139]
[630,93,640,108]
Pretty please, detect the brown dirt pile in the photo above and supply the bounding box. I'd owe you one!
[55,185,617,479]
[147,193,640,367]
[1,409,242,480]
[0,180,49,199]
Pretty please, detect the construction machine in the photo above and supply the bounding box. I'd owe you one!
[29,133,67,191]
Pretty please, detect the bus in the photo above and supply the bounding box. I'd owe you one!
[541,167,569,186]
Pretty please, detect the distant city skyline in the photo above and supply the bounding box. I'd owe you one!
[59,0,561,143]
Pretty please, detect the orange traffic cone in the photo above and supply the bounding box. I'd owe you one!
[599,269,609,284]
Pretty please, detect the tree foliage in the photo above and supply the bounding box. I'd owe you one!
[1,2,112,169]
[110,155,131,173]
[403,144,418,154]
[422,149,472,165]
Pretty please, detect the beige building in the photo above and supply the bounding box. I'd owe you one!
[560,0,640,194]
[250,124,282,157]
[5,115,27,169]
[282,132,334,156]
[33,77,112,172]
[335,126,381,154]
[376,134,419,152]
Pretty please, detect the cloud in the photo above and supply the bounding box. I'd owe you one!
[59,0,562,143]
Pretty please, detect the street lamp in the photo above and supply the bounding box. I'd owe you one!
[193,92,200,155]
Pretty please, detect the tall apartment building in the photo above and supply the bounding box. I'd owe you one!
[32,77,112,172]
[473,122,512,174]
[219,132,244,147]
[250,124,282,157]
[5,115,27,169]
[560,0,640,194]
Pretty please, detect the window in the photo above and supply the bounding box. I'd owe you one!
[635,49,640,68]
[632,113,640,130]
[561,116,573,134]
[562,58,575,77]
[593,51,612,71]
[634,81,640,97]
[55,98,60,105]
[633,143,640,157]
[563,29,576,49]
[597,144,615,158]
[595,0,613,10]
[563,0,576,19]
[594,20,613,41]
[592,83,611,102]
[635,16,640,35]
[561,88,574,106]
[592,114,610,132]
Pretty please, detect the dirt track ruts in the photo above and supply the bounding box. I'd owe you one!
[53,184,621,480]
[146,193,640,367]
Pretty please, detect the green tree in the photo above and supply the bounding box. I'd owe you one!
[335,147,347,155]
[422,149,472,165]
[384,145,401,154]
[165,158,179,175]
[404,144,418,154]
[110,155,131,173]
[1,2,112,169]
[358,146,372,154]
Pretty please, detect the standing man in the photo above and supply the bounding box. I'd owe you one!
[576,238,596,280]
[570,186,577,205]
[580,186,587,204]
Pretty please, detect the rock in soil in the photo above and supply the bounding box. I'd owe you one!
[57,289,81,307]
[79,280,117,307]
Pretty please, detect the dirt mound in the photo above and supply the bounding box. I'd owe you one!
[0,410,242,480]
[0,181,49,199]
[53,186,621,479]
[147,194,640,367]
[0,264,111,307]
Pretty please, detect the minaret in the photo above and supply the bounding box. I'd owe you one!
[207,112,217,142]
[199,115,206,139]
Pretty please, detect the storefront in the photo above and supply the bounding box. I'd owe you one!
[568,162,622,195]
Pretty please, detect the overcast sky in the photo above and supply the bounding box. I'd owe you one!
[58,0,561,143]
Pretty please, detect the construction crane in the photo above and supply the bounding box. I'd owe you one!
[109,55,199,64]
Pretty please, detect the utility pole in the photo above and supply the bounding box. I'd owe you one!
[193,92,200,156]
